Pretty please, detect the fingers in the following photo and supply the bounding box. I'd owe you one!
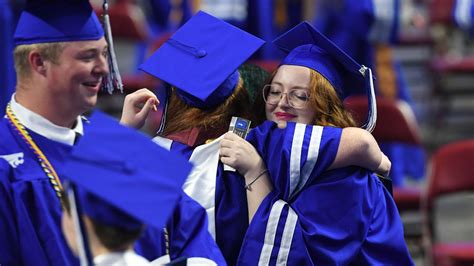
[144,97,158,112]
[136,98,156,119]
[219,156,234,167]
[220,138,241,155]
[220,138,232,149]
[223,131,240,140]
[125,88,159,110]
[277,120,287,129]
[376,153,391,177]
[219,146,237,167]
[219,146,233,157]
[221,133,240,146]
[382,154,391,175]
[220,134,247,151]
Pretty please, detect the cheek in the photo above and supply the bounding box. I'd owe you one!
[70,70,88,83]
[63,63,91,83]
[297,109,316,124]
[50,70,77,89]
[265,104,275,120]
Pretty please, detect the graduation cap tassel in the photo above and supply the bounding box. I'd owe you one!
[156,87,169,134]
[102,0,123,94]
[361,66,377,132]
[66,183,93,266]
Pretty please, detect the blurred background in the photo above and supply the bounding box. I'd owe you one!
[1,0,473,265]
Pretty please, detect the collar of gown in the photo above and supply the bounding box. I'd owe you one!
[165,126,217,147]
[10,94,84,146]
[94,250,150,266]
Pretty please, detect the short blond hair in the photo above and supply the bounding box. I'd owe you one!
[13,42,66,79]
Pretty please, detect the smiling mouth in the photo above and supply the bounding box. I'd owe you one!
[82,81,101,88]
[275,112,297,120]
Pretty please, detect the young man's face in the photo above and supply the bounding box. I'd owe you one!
[45,37,108,116]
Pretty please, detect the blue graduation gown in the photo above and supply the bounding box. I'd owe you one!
[380,142,426,186]
[0,118,78,266]
[153,121,344,265]
[135,192,226,264]
[0,115,225,266]
[152,135,247,266]
[237,121,413,265]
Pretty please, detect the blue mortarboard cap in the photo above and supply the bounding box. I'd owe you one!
[61,111,192,230]
[273,22,377,131]
[273,21,367,99]
[139,11,264,109]
[14,0,104,46]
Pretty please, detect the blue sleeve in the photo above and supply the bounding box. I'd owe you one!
[238,168,413,265]
[167,193,226,265]
[353,174,414,265]
[239,169,368,265]
[0,162,21,266]
[135,193,226,265]
[247,121,342,200]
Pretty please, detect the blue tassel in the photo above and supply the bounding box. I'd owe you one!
[102,0,123,94]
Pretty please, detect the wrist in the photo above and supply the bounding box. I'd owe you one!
[244,168,268,191]
[243,160,266,181]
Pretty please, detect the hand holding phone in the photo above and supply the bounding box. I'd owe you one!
[228,117,251,138]
[223,117,251,172]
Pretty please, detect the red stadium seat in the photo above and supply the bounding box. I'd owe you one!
[345,96,424,210]
[95,0,148,42]
[429,0,456,25]
[422,140,474,266]
[344,96,421,145]
[429,55,474,147]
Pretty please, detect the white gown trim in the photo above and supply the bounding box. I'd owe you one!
[152,135,223,240]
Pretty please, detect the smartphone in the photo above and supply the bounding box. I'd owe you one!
[229,117,251,138]
[224,117,251,172]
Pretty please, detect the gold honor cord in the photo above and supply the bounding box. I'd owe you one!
[6,103,65,208]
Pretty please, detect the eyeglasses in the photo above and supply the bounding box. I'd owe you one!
[263,84,310,109]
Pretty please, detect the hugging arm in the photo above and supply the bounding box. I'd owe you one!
[330,127,391,176]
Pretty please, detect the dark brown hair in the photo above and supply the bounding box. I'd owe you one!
[90,220,143,252]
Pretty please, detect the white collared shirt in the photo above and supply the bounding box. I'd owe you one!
[9,94,84,146]
[94,250,150,266]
